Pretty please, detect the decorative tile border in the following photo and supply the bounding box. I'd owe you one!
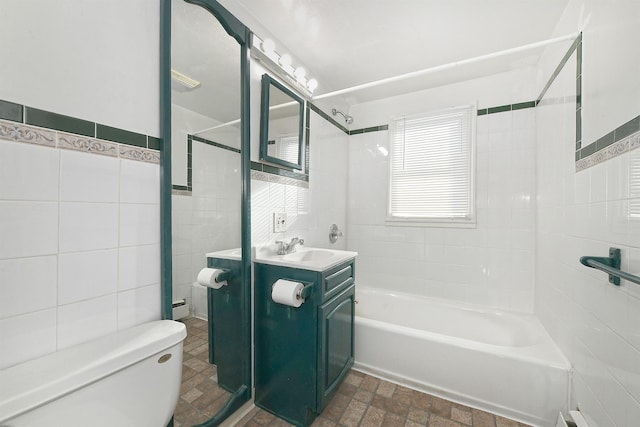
[250,169,309,188]
[0,120,56,147]
[58,131,118,157]
[171,188,192,196]
[0,119,159,164]
[0,98,161,151]
[576,130,640,171]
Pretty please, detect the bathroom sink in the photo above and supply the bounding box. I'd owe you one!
[253,246,357,272]
[283,249,334,262]
[206,247,242,260]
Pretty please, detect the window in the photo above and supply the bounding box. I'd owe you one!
[387,105,475,226]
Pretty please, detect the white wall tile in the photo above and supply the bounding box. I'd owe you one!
[57,294,117,350]
[117,283,161,330]
[58,249,118,305]
[119,203,160,246]
[59,202,119,253]
[535,3,640,423]
[0,201,58,259]
[0,308,57,370]
[0,256,57,319]
[118,244,160,291]
[60,150,119,202]
[0,140,59,201]
[119,159,160,204]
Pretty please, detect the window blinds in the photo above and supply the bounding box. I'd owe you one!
[388,105,474,222]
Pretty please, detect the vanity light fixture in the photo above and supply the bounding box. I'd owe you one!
[251,34,317,99]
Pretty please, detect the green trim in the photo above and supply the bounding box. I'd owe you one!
[160,0,173,322]
[259,74,305,170]
[26,107,94,137]
[191,134,241,153]
[346,100,538,137]
[96,123,147,147]
[250,161,308,181]
[3,98,160,150]
[0,99,23,122]
[307,102,349,134]
[488,105,511,114]
[576,114,640,160]
[148,136,162,150]
[162,1,252,424]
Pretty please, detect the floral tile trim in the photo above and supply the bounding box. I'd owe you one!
[576,130,640,171]
[0,121,56,147]
[58,131,118,157]
[250,170,309,188]
[120,145,161,164]
[0,119,159,164]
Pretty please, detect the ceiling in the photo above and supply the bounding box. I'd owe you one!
[172,0,571,121]
[232,0,570,104]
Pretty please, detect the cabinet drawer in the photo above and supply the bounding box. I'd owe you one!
[323,264,353,300]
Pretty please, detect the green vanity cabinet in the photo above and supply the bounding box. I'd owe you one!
[206,256,245,394]
[254,258,356,427]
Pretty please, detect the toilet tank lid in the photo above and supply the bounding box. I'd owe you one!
[0,320,187,423]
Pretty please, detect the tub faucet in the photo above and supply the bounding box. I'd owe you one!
[276,237,304,255]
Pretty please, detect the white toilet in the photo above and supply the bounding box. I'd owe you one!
[0,320,187,427]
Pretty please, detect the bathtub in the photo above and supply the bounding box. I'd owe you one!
[353,288,570,427]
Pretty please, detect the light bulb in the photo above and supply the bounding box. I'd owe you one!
[261,38,275,55]
[294,67,306,82]
[306,78,318,92]
[279,54,292,68]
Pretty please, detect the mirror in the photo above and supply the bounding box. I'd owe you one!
[163,0,251,425]
[259,74,305,170]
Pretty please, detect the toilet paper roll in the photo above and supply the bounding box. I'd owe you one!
[197,268,227,289]
[271,279,304,308]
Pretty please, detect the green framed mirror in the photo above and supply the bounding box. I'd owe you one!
[160,0,251,425]
[259,74,305,171]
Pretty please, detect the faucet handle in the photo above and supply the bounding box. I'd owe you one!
[329,224,343,243]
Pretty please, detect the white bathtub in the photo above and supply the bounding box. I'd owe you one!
[354,287,570,427]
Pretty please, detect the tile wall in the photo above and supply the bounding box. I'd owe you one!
[251,110,349,249]
[170,104,242,311]
[534,1,640,425]
[172,140,241,309]
[0,120,161,370]
[347,70,537,312]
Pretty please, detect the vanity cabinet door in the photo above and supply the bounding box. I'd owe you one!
[317,284,355,410]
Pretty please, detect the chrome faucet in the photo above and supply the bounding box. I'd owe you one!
[276,237,305,255]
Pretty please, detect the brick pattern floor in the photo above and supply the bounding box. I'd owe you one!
[174,317,231,427]
[176,318,531,427]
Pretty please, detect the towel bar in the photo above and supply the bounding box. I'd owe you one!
[580,247,640,286]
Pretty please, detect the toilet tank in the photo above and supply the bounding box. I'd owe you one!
[0,320,187,427]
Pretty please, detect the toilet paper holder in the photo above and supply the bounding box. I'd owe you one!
[271,280,314,303]
[214,269,233,284]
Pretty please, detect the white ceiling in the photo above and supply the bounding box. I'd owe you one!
[233,0,570,104]
[173,0,571,120]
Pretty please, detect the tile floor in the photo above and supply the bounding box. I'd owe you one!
[176,317,531,427]
[174,317,231,427]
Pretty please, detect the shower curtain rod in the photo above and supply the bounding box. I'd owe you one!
[192,101,297,136]
[312,32,581,101]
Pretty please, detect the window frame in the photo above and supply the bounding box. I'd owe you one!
[385,104,477,228]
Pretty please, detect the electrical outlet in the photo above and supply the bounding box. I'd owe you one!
[273,212,287,232]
